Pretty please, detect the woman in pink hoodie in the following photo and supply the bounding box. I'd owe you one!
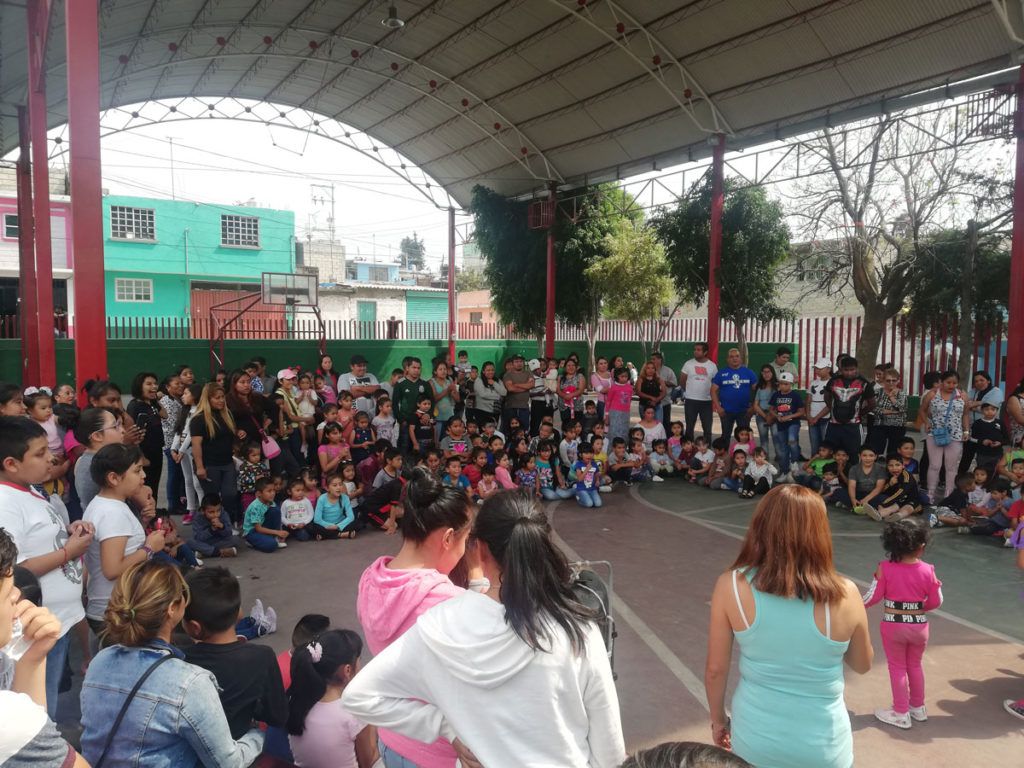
[356,468,486,768]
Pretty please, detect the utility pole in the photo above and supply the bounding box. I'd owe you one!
[168,137,177,200]
[310,183,336,279]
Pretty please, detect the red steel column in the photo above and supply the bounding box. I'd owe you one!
[447,206,456,364]
[28,0,55,384]
[707,134,725,362]
[66,0,107,390]
[544,183,557,358]
[1007,66,1024,390]
[16,107,40,385]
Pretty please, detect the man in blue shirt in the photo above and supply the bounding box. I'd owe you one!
[711,348,757,443]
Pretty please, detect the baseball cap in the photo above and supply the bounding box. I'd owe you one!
[350,354,368,365]
[778,372,795,383]
[527,358,541,371]
[277,368,297,380]
[813,357,832,370]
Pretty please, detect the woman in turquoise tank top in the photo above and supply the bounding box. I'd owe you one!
[705,485,874,768]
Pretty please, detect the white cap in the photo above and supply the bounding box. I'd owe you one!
[527,358,541,371]
[276,368,297,380]
[813,357,833,370]
[778,371,795,383]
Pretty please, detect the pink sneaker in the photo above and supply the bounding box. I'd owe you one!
[182,513,193,524]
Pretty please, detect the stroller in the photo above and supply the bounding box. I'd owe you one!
[569,559,617,678]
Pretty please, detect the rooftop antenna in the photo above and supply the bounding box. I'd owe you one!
[382,2,404,28]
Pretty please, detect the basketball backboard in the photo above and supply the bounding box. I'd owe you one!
[261,272,318,306]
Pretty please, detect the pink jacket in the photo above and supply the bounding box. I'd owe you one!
[357,556,463,767]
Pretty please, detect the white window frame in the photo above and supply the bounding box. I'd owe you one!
[221,214,260,248]
[114,277,153,303]
[110,206,156,241]
[368,265,390,283]
[2,213,18,239]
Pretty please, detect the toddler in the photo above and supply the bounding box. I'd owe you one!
[476,464,499,500]
[463,447,488,491]
[515,454,540,497]
[705,439,732,490]
[295,373,319,456]
[819,463,842,505]
[864,520,943,729]
[741,447,778,497]
[795,442,836,490]
[300,467,321,505]
[349,412,375,465]
[280,477,314,541]
[968,478,1017,542]
[25,387,69,497]
[237,442,270,513]
[649,439,673,480]
[493,450,517,490]
[627,438,650,484]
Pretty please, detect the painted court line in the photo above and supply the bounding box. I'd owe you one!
[549,505,710,713]
[629,486,1024,647]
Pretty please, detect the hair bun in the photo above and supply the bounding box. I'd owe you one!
[405,467,442,506]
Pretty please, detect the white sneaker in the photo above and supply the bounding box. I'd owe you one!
[651,475,665,483]
[874,708,912,729]
[276,541,288,549]
[598,484,613,493]
[863,503,883,522]
[259,606,277,635]
[1005,536,1014,547]
[249,598,265,626]
[194,557,204,567]
[909,706,927,722]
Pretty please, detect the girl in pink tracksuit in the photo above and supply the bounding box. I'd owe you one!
[863,519,943,730]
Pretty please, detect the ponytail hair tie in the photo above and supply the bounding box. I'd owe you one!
[307,641,323,663]
[124,607,136,620]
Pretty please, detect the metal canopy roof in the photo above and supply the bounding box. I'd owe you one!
[1,0,1022,207]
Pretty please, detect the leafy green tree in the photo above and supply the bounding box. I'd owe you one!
[455,268,488,292]
[399,233,426,270]
[653,175,791,363]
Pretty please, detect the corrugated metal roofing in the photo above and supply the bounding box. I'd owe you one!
[0,0,1020,207]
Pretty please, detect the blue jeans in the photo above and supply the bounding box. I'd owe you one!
[576,488,602,508]
[541,486,575,500]
[773,421,801,474]
[808,419,829,457]
[234,616,270,641]
[45,631,71,721]
[755,414,773,457]
[164,448,184,512]
[722,477,741,491]
[380,739,420,768]
[244,506,282,552]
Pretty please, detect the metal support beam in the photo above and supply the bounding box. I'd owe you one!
[1006,66,1024,390]
[707,134,725,362]
[545,183,557,358]
[28,0,55,385]
[16,107,39,385]
[66,0,108,392]
[448,206,456,365]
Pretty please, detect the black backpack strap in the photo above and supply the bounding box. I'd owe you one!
[93,651,175,768]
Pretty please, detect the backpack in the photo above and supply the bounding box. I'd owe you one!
[570,560,617,678]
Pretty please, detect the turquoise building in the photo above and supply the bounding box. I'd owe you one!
[103,195,296,318]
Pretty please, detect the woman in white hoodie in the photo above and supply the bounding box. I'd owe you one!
[343,490,625,768]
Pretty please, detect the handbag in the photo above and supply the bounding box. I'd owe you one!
[930,392,957,447]
[94,652,175,768]
[251,415,281,459]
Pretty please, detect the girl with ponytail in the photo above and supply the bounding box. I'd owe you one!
[344,489,625,768]
[287,629,378,768]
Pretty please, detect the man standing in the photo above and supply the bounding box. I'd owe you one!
[680,342,718,440]
[252,356,276,395]
[502,354,534,434]
[824,355,874,459]
[336,354,380,416]
[711,348,756,442]
[651,351,677,434]
[527,358,552,436]
[769,346,799,384]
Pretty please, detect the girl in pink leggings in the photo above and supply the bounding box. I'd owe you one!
[863,519,944,729]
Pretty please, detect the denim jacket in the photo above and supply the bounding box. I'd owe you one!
[80,640,263,767]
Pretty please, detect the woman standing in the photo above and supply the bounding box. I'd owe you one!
[429,360,460,442]
[590,356,613,422]
[635,362,666,423]
[276,369,310,468]
[127,372,166,498]
[1006,378,1024,449]
[344,490,625,768]
[752,366,776,458]
[961,371,1006,472]
[159,374,185,514]
[919,371,969,500]
[705,485,873,768]
[191,383,241,526]
[317,354,340,404]
[471,362,506,428]
[81,560,264,766]
[870,369,908,457]
[558,359,587,426]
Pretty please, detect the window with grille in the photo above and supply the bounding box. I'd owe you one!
[221,214,260,248]
[368,266,389,283]
[470,312,483,324]
[114,278,153,303]
[2,214,18,238]
[110,206,155,241]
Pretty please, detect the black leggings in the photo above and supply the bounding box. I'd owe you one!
[308,519,362,539]
[141,445,164,500]
[742,476,771,494]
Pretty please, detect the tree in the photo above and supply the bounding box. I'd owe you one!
[653,175,791,363]
[586,221,673,360]
[399,232,426,270]
[455,268,488,292]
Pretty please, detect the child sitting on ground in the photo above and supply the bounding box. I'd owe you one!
[968,478,1018,544]
[688,436,716,485]
[794,442,836,490]
[728,425,756,458]
[373,448,403,489]
[627,438,651,484]
[442,456,471,491]
[863,520,943,730]
[340,461,363,511]
[723,449,747,492]
[579,400,601,439]
[537,441,574,501]
[607,437,638,486]
[649,439,673,480]
[966,466,992,518]
[573,442,603,508]
[439,417,470,462]
[310,473,358,540]
[820,462,843,506]
[741,447,778,497]
[493,450,517,490]
[188,493,240,558]
[476,464,499,501]
[236,441,269,513]
[930,472,976,530]
[591,435,613,492]
[871,455,922,523]
[358,440,390,489]
[280,477,314,541]
[182,567,288,739]
[143,510,201,568]
[515,454,540,497]
[706,438,732,490]
[243,477,289,552]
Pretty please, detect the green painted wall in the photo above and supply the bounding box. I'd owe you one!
[102,195,295,318]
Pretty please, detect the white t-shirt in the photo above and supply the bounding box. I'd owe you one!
[83,496,146,620]
[808,376,829,418]
[280,498,315,526]
[0,484,83,636]
[288,698,364,768]
[337,372,380,416]
[681,359,718,401]
[658,365,677,405]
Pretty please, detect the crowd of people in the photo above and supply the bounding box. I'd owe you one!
[0,341,1022,768]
